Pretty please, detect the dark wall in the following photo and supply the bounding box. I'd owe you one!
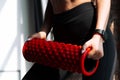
[111,0,120,53]
[111,0,120,78]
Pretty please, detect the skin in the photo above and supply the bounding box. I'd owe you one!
[31,0,111,60]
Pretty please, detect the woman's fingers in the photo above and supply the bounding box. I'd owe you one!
[82,42,91,54]
[88,49,104,60]
[82,43,104,60]
[27,31,47,41]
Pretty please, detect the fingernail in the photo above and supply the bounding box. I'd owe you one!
[26,38,32,41]
[81,48,85,54]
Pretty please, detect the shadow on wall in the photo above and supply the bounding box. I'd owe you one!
[17,0,36,73]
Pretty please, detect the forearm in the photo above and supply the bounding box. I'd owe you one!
[40,1,54,35]
[83,0,111,60]
[95,0,111,30]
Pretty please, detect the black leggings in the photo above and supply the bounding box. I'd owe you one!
[52,2,117,80]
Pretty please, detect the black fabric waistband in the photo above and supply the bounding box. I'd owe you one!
[53,2,95,25]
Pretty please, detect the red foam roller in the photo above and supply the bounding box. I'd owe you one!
[22,38,99,76]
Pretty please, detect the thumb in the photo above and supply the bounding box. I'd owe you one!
[87,48,95,58]
[82,43,90,54]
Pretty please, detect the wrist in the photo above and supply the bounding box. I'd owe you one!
[93,34,104,43]
[94,29,105,41]
[93,29,105,42]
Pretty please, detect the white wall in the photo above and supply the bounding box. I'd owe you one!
[0,0,36,80]
[0,0,48,79]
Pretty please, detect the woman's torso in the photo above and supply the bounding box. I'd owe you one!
[52,2,96,45]
[50,0,91,14]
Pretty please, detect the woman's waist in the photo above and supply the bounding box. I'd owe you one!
[51,0,92,14]
[53,2,95,25]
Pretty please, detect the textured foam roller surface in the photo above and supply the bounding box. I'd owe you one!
[22,38,99,76]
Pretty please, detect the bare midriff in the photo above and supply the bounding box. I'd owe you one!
[50,0,91,14]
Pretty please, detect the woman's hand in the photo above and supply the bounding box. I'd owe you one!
[82,34,104,60]
[28,31,47,40]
